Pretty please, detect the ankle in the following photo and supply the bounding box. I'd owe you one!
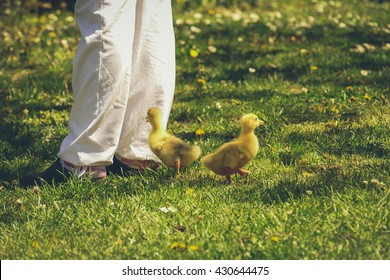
[61,160,107,179]
[115,155,159,170]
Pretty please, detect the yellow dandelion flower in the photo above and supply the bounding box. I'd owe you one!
[196,128,204,143]
[310,65,318,71]
[248,67,256,73]
[363,93,371,101]
[170,242,186,250]
[360,70,369,76]
[32,240,40,249]
[300,48,309,55]
[271,236,280,243]
[185,188,194,196]
[189,245,200,251]
[197,78,206,86]
[330,106,339,114]
[317,104,325,113]
[190,49,199,58]
[40,15,47,24]
[195,128,205,136]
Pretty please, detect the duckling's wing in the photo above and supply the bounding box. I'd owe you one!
[149,131,172,152]
[220,144,250,170]
[166,136,189,153]
[158,136,188,159]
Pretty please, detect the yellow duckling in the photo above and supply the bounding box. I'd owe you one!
[200,113,263,183]
[147,107,201,176]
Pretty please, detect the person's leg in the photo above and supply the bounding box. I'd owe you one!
[114,0,176,165]
[21,0,138,186]
[58,0,138,168]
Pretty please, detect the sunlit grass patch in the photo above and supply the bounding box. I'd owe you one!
[0,0,389,260]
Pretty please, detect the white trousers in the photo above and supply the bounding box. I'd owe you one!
[58,0,176,166]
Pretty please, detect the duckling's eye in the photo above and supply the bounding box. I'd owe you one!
[254,117,258,121]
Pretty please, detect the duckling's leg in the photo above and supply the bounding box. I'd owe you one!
[225,176,232,184]
[237,168,250,176]
[174,160,181,177]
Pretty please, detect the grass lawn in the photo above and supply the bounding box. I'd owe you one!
[0,0,389,259]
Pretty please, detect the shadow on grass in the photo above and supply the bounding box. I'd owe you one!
[232,160,387,205]
[0,121,64,182]
[285,125,389,158]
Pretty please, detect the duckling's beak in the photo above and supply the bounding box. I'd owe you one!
[258,119,264,126]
